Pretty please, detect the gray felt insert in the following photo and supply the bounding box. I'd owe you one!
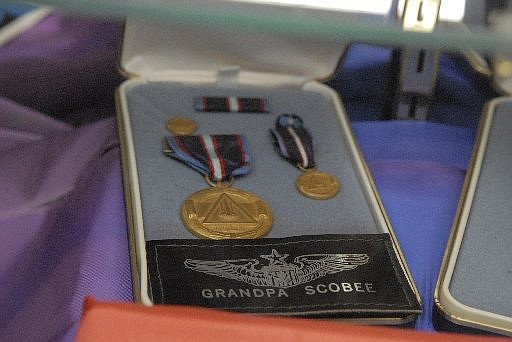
[124,81,382,241]
[450,101,512,318]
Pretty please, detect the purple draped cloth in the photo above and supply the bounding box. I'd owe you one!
[0,13,131,341]
[0,11,481,341]
[0,12,123,125]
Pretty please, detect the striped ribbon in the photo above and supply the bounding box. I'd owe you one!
[194,96,268,113]
[164,134,250,182]
[270,114,315,169]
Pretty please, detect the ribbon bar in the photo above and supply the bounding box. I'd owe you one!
[194,97,268,113]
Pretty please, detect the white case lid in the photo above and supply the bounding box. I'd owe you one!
[120,1,380,84]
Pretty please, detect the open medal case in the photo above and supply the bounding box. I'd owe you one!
[434,97,512,336]
[116,16,421,322]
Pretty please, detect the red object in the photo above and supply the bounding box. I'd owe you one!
[76,298,508,341]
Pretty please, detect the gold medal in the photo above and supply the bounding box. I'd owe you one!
[295,169,340,200]
[182,182,272,239]
[164,134,272,239]
[166,117,198,135]
[271,114,341,200]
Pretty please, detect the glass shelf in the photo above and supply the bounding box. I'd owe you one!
[3,0,512,54]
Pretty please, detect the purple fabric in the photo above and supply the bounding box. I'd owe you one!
[0,13,123,125]
[0,10,482,341]
[0,13,131,341]
[0,102,132,341]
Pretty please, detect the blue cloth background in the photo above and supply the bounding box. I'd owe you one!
[0,4,36,25]
[330,44,496,330]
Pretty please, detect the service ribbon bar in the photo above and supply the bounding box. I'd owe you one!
[194,97,269,113]
[270,114,315,169]
[164,134,250,182]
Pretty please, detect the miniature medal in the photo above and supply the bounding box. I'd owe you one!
[166,117,198,135]
[163,134,272,239]
[270,114,340,200]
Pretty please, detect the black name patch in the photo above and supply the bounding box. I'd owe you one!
[146,234,420,318]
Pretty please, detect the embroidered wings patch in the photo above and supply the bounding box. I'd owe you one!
[184,249,369,289]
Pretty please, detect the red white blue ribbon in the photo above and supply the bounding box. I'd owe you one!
[270,114,315,169]
[194,97,268,113]
[164,134,250,182]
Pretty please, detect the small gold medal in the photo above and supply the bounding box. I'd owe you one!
[270,114,341,200]
[166,117,198,135]
[295,169,340,200]
[182,183,272,239]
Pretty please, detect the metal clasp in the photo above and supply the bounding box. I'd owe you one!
[205,174,234,188]
[390,0,442,120]
[402,0,441,33]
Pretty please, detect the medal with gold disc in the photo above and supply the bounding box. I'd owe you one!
[270,114,340,200]
[163,134,272,239]
[166,116,198,135]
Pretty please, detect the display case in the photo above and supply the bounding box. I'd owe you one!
[114,12,421,322]
[434,97,512,336]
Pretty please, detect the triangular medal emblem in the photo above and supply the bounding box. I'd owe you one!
[308,174,332,190]
[203,193,256,224]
